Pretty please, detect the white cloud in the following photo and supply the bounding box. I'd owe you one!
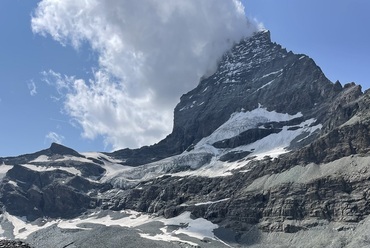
[41,70,76,102]
[27,81,37,96]
[32,0,261,150]
[45,132,65,144]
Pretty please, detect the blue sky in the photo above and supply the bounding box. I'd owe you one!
[0,0,369,157]
[245,0,370,87]
[0,0,100,156]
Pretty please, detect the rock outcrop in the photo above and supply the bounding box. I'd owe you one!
[0,240,32,248]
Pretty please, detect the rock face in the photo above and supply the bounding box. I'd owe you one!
[0,165,107,221]
[0,144,110,221]
[0,240,32,248]
[0,30,370,247]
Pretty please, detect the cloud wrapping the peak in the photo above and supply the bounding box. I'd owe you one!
[32,0,260,150]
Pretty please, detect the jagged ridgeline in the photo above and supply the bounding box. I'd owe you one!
[1,31,370,247]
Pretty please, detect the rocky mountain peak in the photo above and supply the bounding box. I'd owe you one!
[108,30,360,165]
[47,142,83,158]
[0,143,84,165]
[170,30,343,154]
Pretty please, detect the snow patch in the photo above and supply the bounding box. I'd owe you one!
[2,212,57,240]
[175,118,321,178]
[107,151,213,187]
[30,155,49,163]
[256,79,275,91]
[57,210,151,230]
[174,157,246,178]
[181,198,230,206]
[82,152,124,164]
[232,118,321,160]
[159,211,218,241]
[81,153,132,184]
[31,154,97,164]
[100,163,135,183]
[196,107,302,149]
[0,164,13,179]
[178,106,187,112]
[54,156,94,164]
[21,164,82,176]
[1,209,220,246]
[261,69,283,79]
[139,232,199,246]
[57,211,220,244]
[7,181,18,187]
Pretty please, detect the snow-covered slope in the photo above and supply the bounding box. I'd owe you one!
[4,104,319,188]
[106,106,321,181]
[0,209,228,247]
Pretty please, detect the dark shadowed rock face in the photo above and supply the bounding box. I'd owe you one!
[45,143,84,158]
[0,146,111,221]
[0,164,108,221]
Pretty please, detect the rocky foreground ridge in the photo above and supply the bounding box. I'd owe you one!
[1,30,370,247]
[0,240,31,248]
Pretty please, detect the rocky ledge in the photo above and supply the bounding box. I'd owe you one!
[0,240,32,248]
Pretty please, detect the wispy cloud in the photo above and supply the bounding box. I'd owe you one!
[27,80,37,96]
[45,131,65,144]
[41,70,74,99]
[32,0,261,151]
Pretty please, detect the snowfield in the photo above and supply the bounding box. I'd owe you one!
[195,106,302,148]
[108,107,321,181]
[21,163,82,176]
[0,164,13,179]
[0,210,222,246]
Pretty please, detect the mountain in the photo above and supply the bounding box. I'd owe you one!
[1,30,370,247]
